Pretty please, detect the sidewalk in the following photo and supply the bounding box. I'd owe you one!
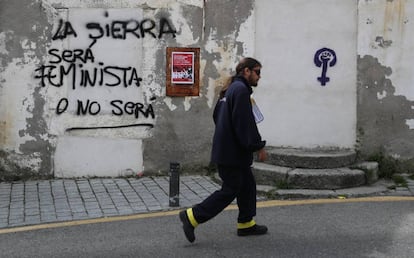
[0,176,220,229]
[0,175,413,229]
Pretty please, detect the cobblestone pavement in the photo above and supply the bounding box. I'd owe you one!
[0,176,220,229]
[0,175,413,229]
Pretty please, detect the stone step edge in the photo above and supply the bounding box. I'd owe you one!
[252,161,378,180]
[262,147,357,169]
[256,180,393,199]
[252,161,379,190]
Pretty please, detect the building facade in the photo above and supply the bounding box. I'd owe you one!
[1,0,413,179]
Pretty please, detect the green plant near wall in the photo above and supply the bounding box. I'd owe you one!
[275,179,290,189]
[367,151,414,178]
[367,152,400,179]
[392,174,408,188]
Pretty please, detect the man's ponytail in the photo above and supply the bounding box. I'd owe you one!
[218,57,262,99]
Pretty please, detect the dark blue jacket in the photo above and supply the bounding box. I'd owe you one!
[211,76,266,167]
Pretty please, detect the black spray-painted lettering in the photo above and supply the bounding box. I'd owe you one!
[37,12,167,122]
[85,17,176,41]
[53,98,155,118]
[53,19,78,40]
[77,99,101,115]
[85,17,176,47]
[49,48,95,64]
[86,20,140,39]
[35,49,142,89]
[111,100,155,119]
[52,12,177,48]
[66,123,154,131]
[56,98,69,114]
[35,64,75,87]
[159,18,177,38]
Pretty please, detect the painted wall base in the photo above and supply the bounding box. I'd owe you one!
[54,136,143,178]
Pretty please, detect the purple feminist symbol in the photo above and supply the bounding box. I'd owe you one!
[314,48,337,86]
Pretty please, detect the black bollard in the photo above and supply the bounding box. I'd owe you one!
[169,162,180,207]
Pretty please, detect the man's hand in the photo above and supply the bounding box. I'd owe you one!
[258,148,267,162]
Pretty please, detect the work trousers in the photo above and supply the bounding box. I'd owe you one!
[192,165,257,224]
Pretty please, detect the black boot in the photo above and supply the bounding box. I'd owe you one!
[179,210,195,243]
[237,224,268,236]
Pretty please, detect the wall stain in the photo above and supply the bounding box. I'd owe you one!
[0,0,54,179]
[375,36,393,48]
[143,0,254,174]
[143,5,213,174]
[357,55,414,159]
[0,121,7,146]
[384,0,407,37]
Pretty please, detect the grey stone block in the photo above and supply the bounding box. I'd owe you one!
[265,147,356,169]
[252,162,291,185]
[287,168,366,190]
[257,185,276,194]
[335,184,389,197]
[275,189,337,199]
[353,161,379,184]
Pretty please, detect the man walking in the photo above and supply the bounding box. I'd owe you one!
[179,57,268,243]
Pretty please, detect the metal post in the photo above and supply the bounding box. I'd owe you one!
[169,162,180,207]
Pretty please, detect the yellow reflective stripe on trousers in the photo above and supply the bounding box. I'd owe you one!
[187,208,199,227]
[237,219,256,229]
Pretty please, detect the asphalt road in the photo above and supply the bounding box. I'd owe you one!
[0,198,413,258]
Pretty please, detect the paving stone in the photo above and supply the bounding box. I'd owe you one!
[86,209,103,214]
[41,218,58,223]
[25,215,41,223]
[118,210,133,215]
[130,202,145,208]
[25,209,40,216]
[56,212,72,217]
[87,213,103,219]
[102,210,119,216]
[9,209,24,214]
[72,213,89,219]
[132,207,148,213]
[147,206,162,211]
[85,203,100,209]
[8,222,25,227]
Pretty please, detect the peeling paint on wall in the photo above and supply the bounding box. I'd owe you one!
[357,55,414,159]
[405,119,414,129]
[358,0,414,160]
[359,0,414,100]
[143,0,256,173]
[0,0,213,178]
[0,0,54,179]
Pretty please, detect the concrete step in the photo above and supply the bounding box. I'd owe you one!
[256,180,394,199]
[264,147,356,169]
[252,162,369,190]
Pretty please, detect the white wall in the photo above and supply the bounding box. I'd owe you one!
[359,0,414,110]
[54,136,143,177]
[356,0,414,158]
[45,8,152,177]
[9,0,405,179]
[254,0,357,149]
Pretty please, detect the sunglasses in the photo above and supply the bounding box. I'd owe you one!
[252,69,261,76]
